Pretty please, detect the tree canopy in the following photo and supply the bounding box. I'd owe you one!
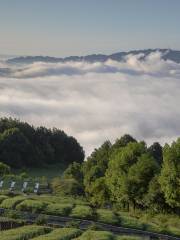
[0,118,85,168]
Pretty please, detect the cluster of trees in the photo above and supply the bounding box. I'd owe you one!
[64,134,180,213]
[0,118,84,168]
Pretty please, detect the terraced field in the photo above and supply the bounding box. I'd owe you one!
[0,225,143,240]
[0,194,179,239]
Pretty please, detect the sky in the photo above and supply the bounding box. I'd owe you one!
[1,1,180,156]
[0,0,180,56]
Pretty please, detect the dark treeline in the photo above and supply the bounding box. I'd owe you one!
[64,134,180,214]
[0,118,84,168]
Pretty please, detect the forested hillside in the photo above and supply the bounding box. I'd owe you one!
[0,118,84,168]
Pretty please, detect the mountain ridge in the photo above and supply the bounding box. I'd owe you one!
[6,48,180,64]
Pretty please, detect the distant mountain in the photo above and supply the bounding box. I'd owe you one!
[6,49,180,64]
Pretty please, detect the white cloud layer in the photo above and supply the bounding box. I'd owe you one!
[0,51,180,155]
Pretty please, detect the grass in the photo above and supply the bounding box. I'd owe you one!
[13,163,65,179]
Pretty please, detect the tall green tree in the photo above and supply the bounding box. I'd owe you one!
[159,141,180,208]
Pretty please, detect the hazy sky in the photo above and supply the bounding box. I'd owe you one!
[0,0,180,56]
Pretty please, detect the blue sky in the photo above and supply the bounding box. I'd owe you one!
[0,0,180,56]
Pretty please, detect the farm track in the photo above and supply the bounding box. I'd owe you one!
[0,208,179,240]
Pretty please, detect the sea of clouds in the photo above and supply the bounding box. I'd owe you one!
[0,51,180,155]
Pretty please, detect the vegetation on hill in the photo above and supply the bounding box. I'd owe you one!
[64,134,180,215]
[0,118,84,168]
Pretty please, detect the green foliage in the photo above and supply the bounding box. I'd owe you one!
[0,225,51,240]
[32,228,82,240]
[0,196,26,209]
[96,209,119,225]
[87,177,109,207]
[0,117,84,169]
[45,203,73,216]
[75,230,115,240]
[106,142,147,206]
[0,195,8,203]
[35,215,48,225]
[159,141,180,208]
[0,162,11,176]
[63,162,83,182]
[16,199,48,213]
[51,177,83,196]
[70,205,94,219]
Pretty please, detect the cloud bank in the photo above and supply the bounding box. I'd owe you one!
[0,51,180,155]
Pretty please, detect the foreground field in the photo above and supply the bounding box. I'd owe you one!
[0,194,179,238]
[0,225,143,240]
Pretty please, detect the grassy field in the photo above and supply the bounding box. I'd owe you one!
[13,163,66,179]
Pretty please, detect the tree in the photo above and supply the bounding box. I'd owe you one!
[0,162,11,176]
[144,176,168,213]
[159,141,180,208]
[0,118,85,168]
[112,134,137,150]
[127,153,159,208]
[87,177,109,207]
[106,141,147,208]
[63,162,83,183]
[148,142,163,165]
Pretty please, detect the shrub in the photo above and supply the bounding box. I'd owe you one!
[75,230,115,240]
[96,209,119,225]
[51,177,83,196]
[0,196,26,209]
[70,205,94,219]
[16,199,47,213]
[0,195,8,203]
[45,203,73,216]
[32,227,82,240]
[0,225,51,240]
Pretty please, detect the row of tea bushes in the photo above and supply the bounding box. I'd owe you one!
[0,225,51,240]
[0,225,142,240]
[0,196,120,224]
[75,230,142,240]
[32,228,82,240]
[0,196,26,209]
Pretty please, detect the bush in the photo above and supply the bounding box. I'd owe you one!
[0,195,8,203]
[75,230,115,240]
[32,228,82,240]
[16,199,48,213]
[0,225,51,240]
[96,209,119,225]
[70,205,94,219]
[45,203,73,216]
[51,177,83,196]
[0,196,26,209]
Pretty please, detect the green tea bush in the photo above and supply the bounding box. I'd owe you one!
[96,209,119,225]
[0,196,26,209]
[75,230,115,240]
[0,195,8,203]
[31,227,82,240]
[45,203,73,216]
[70,205,94,219]
[0,225,51,240]
[16,199,48,213]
